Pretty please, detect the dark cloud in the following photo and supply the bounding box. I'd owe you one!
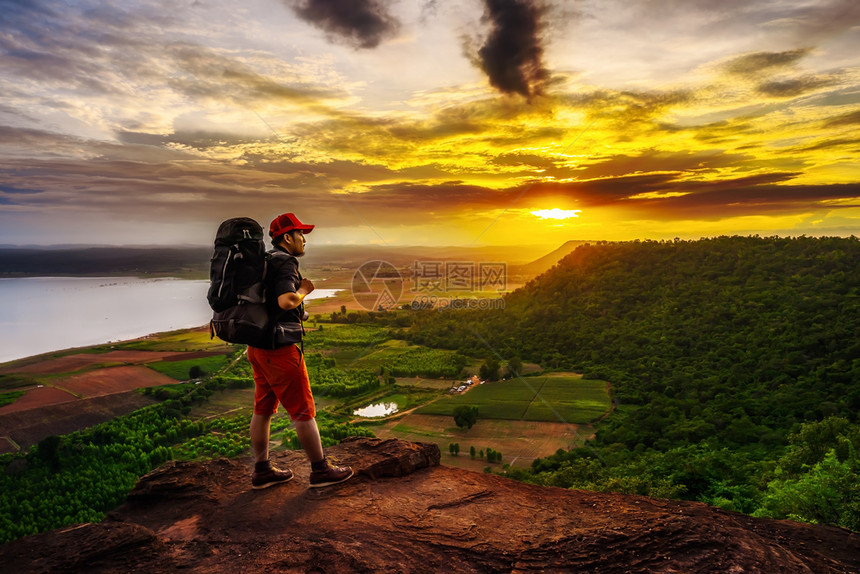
[631,180,860,220]
[797,138,860,152]
[823,110,860,128]
[476,0,549,98]
[573,149,751,180]
[286,0,399,49]
[325,169,860,225]
[723,48,811,77]
[756,75,835,98]
[0,184,43,194]
[511,171,860,221]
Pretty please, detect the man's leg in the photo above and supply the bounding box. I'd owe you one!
[294,417,354,488]
[249,411,293,489]
[250,412,272,463]
[294,417,324,463]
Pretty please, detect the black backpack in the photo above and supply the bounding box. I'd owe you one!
[207,217,272,347]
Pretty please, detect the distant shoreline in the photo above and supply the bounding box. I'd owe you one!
[0,278,342,366]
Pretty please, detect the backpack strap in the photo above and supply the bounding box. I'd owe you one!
[266,248,306,352]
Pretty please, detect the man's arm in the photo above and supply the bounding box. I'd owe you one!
[277,277,314,311]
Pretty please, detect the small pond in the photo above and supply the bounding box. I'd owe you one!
[353,402,399,417]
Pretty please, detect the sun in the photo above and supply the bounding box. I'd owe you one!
[531,208,582,220]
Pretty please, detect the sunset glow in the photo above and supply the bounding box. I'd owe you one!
[0,1,858,247]
[531,209,582,220]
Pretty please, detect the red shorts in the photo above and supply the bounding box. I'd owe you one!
[247,344,316,421]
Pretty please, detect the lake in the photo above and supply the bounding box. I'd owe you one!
[0,277,338,364]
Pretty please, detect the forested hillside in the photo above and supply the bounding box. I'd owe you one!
[408,236,860,529]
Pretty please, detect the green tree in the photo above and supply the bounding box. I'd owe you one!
[479,359,500,381]
[470,445,476,459]
[453,405,479,429]
[506,356,523,378]
[756,449,859,530]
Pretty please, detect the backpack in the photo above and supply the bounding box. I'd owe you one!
[207,217,272,347]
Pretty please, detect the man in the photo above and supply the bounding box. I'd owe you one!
[246,212,353,489]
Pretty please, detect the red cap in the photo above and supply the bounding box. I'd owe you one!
[269,212,314,238]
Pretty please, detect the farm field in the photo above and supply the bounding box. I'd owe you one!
[0,391,157,452]
[52,366,178,399]
[0,350,212,376]
[147,354,231,380]
[393,377,457,390]
[0,386,77,414]
[416,373,611,424]
[188,387,338,420]
[0,327,239,453]
[303,323,390,350]
[374,413,591,469]
[111,327,237,353]
[347,344,467,378]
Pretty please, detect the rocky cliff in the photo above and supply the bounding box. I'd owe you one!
[2,438,858,573]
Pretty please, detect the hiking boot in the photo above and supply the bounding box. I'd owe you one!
[309,463,354,488]
[252,465,294,490]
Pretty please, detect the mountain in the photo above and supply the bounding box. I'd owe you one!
[0,247,211,277]
[407,236,860,528]
[0,244,542,278]
[303,244,540,269]
[2,437,857,573]
[509,239,592,277]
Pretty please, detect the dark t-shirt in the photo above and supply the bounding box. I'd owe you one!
[265,246,304,347]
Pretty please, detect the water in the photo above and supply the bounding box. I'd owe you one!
[0,277,339,364]
[353,402,399,417]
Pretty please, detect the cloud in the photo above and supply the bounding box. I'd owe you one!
[286,0,399,49]
[0,184,43,195]
[723,48,811,78]
[770,0,860,43]
[513,171,860,221]
[573,149,752,180]
[633,180,860,219]
[165,43,345,111]
[756,75,836,98]
[796,138,860,152]
[561,88,693,130]
[823,109,860,128]
[475,0,550,98]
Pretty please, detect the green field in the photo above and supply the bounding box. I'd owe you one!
[416,374,610,424]
[112,329,237,352]
[347,344,467,378]
[0,390,26,407]
[146,355,232,381]
[303,323,389,349]
[0,374,38,392]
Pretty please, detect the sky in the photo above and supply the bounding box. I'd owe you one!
[0,0,859,250]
